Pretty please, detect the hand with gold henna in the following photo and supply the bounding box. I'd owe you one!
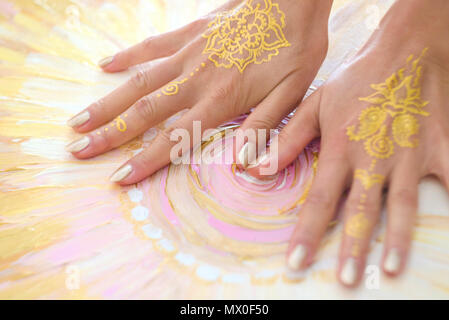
[65,0,332,183]
[246,0,449,287]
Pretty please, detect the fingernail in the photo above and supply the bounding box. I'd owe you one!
[384,248,401,273]
[110,164,132,182]
[287,244,307,270]
[340,258,357,286]
[65,136,90,153]
[238,142,256,168]
[247,153,269,169]
[67,111,90,127]
[98,56,114,68]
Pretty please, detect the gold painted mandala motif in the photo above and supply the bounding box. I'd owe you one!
[202,0,290,73]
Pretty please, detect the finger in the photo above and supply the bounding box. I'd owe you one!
[99,20,206,72]
[382,160,419,276]
[338,165,386,287]
[66,76,195,159]
[109,98,229,185]
[99,0,243,72]
[286,150,350,271]
[68,58,182,133]
[235,75,302,169]
[245,90,321,178]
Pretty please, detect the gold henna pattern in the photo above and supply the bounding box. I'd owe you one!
[364,125,394,159]
[347,48,429,158]
[354,169,385,190]
[345,49,430,248]
[115,115,127,132]
[345,213,370,239]
[162,79,188,96]
[158,63,206,97]
[202,0,290,73]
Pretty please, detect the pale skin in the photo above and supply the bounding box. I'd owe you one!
[66,0,449,287]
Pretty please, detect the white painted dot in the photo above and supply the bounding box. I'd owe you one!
[131,206,149,221]
[157,238,175,252]
[222,273,250,284]
[254,269,277,279]
[196,264,221,281]
[175,252,196,266]
[127,188,143,202]
[141,224,162,239]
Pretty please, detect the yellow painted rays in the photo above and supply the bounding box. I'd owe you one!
[202,0,290,73]
[347,48,429,159]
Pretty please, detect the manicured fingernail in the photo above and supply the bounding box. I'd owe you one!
[67,111,90,127]
[65,136,90,153]
[110,164,132,182]
[247,153,269,169]
[287,245,307,270]
[238,142,256,168]
[340,258,357,286]
[384,248,401,273]
[98,56,114,68]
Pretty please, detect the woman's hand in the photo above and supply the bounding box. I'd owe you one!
[65,0,332,184]
[246,0,449,287]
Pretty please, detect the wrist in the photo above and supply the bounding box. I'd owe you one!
[374,0,449,66]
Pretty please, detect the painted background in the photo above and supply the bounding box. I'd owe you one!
[0,0,448,299]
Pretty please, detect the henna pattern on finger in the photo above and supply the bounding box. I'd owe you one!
[157,63,207,98]
[345,49,430,254]
[202,0,290,73]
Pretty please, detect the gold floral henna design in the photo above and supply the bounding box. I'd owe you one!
[345,49,430,249]
[347,48,429,159]
[202,0,290,73]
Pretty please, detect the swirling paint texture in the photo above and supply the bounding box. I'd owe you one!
[0,0,449,299]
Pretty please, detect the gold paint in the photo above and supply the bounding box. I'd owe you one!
[351,242,361,257]
[161,78,188,96]
[114,115,127,132]
[297,151,319,205]
[354,169,385,190]
[347,48,429,159]
[345,212,370,239]
[202,0,290,73]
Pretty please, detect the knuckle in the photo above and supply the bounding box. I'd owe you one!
[135,96,157,121]
[158,126,183,145]
[142,36,156,51]
[249,115,278,131]
[390,188,417,210]
[210,76,240,104]
[90,97,106,116]
[93,131,111,152]
[276,132,292,146]
[130,69,151,90]
[305,189,334,211]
